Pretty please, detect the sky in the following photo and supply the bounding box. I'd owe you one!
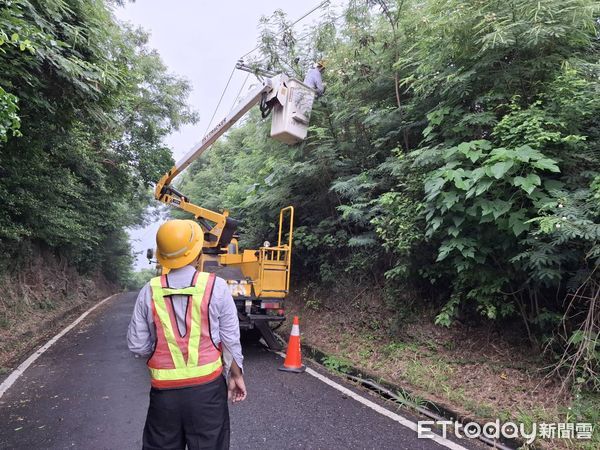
[115,0,331,270]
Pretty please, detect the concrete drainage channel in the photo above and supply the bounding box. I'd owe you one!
[269,333,524,450]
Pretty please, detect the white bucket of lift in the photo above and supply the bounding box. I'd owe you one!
[270,78,315,145]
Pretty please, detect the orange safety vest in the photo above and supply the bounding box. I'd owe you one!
[147,272,223,389]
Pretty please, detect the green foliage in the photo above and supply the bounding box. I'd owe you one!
[567,391,600,447]
[125,268,157,291]
[0,87,21,142]
[322,355,351,374]
[0,0,196,283]
[175,0,599,388]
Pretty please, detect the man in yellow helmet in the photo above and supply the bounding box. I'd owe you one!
[127,219,246,450]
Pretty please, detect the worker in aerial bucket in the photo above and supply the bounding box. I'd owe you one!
[127,219,246,450]
[304,59,326,97]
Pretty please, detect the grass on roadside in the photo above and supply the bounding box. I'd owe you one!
[282,285,599,449]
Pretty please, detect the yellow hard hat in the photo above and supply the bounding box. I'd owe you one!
[317,59,326,69]
[156,219,203,269]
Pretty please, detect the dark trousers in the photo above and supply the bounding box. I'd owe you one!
[143,376,230,450]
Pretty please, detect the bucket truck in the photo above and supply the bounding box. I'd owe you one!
[149,65,316,349]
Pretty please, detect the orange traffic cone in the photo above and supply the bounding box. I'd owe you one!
[279,316,305,373]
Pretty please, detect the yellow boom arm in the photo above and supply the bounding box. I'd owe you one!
[154,183,233,249]
[154,77,278,247]
[154,70,314,249]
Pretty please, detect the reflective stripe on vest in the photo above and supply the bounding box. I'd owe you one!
[147,272,222,389]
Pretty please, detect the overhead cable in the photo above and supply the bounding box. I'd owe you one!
[229,72,250,113]
[204,65,236,135]
[238,0,331,60]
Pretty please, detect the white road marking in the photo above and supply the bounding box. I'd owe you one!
[276,351,469,450]
[0,294,119,399]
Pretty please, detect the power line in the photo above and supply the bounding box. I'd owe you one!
[203,65,236,135]
[242,11,345,69]
[229,72,250,113]
[205,1,336,136]
[239,0,331,60]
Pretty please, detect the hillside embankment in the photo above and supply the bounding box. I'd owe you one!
[0,249,115,373]
[281,282,599,450]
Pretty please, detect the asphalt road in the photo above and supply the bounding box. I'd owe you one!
[0,292,482,450]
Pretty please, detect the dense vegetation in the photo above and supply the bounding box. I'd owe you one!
[178,0,600,390]
[0,0,597,401]
[0,0,193,283]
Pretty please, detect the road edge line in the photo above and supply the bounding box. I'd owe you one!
[0,293,119,399]
[276,351,469,450]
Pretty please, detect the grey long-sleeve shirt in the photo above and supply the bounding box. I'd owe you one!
[127,265,243,373]
[303,67,324,96]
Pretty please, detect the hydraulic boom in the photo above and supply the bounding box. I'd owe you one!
[151,67,316,348]
[155,77,276,248]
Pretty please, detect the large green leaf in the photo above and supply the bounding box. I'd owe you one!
[533,158,560,173]
[508,211,530,237]
[488,160,514,179]
[513,173,541,195]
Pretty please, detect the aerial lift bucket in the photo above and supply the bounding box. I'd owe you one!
[270,78,315,145]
